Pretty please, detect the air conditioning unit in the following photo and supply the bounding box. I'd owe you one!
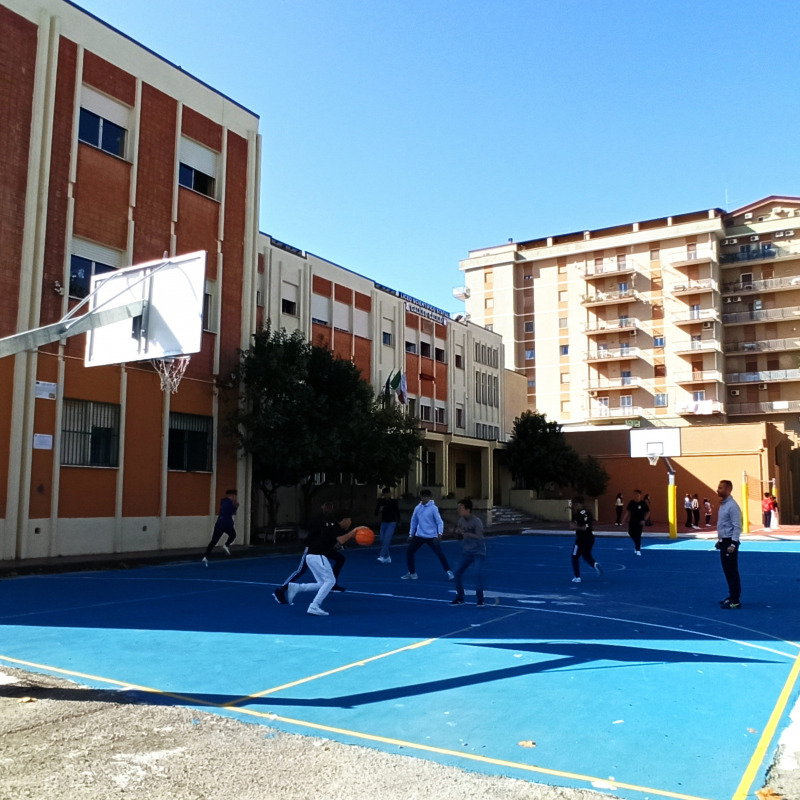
[733,296,742,302]
[724,297,733,304]
[786,230,795,236]
[629,328,637,337]
[588,390,598,397]
[750,235,760,242]
[744,213,754,220]
[775,231,784,238]
[742,284,755,291]
[702,321,713,329]
[729,238,738,244]
[730,389,740,397]
[758,383,768,390]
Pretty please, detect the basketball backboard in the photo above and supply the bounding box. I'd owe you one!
[629,427,682,460]
[84,251,206,367]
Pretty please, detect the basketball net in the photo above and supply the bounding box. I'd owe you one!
[647,454,659,467]
[152,356,191,394]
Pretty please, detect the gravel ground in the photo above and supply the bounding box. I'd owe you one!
[1,666,798,800]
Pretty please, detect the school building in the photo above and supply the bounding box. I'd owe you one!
[0,0,261,560]
[458,196,800,524]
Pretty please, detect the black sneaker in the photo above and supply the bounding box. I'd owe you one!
[720,599,741,609]
[332,584,346,592]
[273,587,288,605]
[476,600,485,607]
[718,597,730,606]
[450,597,464,605]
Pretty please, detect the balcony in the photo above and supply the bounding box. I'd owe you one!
[724,337,800,354]
[671,308,720,326]
[584,347,641,362]
[722,306,800,325]
[673,338,722,354]
[580,257,639,279]
[675,400,724,415]
[725,369,800,385]
[582,317,641,334]
[585,405,645,420]
[452,285,470,301]
[584,377,643,390]
[669,248,716,268]
[721,273,800,295]
[718,244,800,265]
[728,400,800,415]
[674,370,724,385]
[670,279,717,295]
[581,289,638,306]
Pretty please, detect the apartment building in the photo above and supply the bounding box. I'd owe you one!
[458,196,800,438]
[258,234,509,514]
[0,0,260,560]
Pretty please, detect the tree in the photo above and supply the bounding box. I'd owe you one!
[572,455,610,498]
[226,325,422,530]
[501,410,580,494]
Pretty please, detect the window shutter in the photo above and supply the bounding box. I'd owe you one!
[180,136,218,178]
[71,238,124,268]
[80,85,130,128]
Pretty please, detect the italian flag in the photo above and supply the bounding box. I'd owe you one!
[390,371,407,404]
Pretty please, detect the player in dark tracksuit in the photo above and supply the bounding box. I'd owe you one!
[571,496,602,583]
[622,489,649,556]
[202,489,238,564]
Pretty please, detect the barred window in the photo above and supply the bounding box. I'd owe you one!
[61,399,120,467]
[168,412,212,471]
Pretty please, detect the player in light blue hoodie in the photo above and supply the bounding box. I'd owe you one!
[402,489,454,581]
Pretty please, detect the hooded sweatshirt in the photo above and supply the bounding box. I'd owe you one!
[409,500,444,539]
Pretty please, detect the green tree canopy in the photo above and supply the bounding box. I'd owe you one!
[572,455,610,498]
[226,325,422,527]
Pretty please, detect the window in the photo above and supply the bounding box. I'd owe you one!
[78,108,126,157]
[475,371,481,402]
[561,401,570,413]
[620,395,633,408]
[654,364,666,378]
[687,243,697,258]
[558,263,567,274]
[525,349,535,360]
[419,404,432,422]
[435,406,446,424]
[455,406,464,428]
[382,331,393,346]
[281,298,297,315]
[650,247,660,261]
[61,399,120,467]
[405,341,417,354]
[655,393,668,407]
[311,294,330,325]
[621,370,631,386]
[560,372,570,384]
[693,390,706,402]
[654,336,665,348]
[560,345,569,356]
[434,347,446,363]
[527,379,536,388]
[484,271,493,283]
[481,372,488,404]
[168,412,212,471]
[558,317,568,329]
[455,352,463,369]
[455,462,466,489]
[485,298,494,309]
[618,282,628,293]
[524,321,534,333]
[494,376,499,407]
[202,291,214,332]
[69,254,116,299]
[421,450,436,486]
[559,290,568,302]
[179,137,218,199]
[420,341,432,358]
[524,273,533,281]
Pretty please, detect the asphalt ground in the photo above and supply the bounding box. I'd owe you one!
[1,530,799,800]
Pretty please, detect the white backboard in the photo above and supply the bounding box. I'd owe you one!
[85,251,206,367]
[629,427,682,459]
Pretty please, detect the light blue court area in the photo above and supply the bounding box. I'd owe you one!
[1,534,799,800]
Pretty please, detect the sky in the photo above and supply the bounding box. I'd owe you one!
[75,0,800,314]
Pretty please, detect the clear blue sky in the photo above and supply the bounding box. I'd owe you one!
[76,0,800,314]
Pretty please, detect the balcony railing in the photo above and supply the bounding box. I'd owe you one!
[669,248,716,267]
[728,400,800,415]
[673,370,724,384]
[585,405,644,419]
[584,347,641,361]
[671,308,720,324]
[719,244,800,265]
[452,285,470,300]
[724,337,800,354]
[581,289,638,305]
[584,377,643,390]
[725,369,800,384]
[580,258,640,278]
[672,338,722,354]
[721,273,800,295]
[675,400,724,415]
[722,306,800,325]
[582,317,641,334]
[671,279,717,294]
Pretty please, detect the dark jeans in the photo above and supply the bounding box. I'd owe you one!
[453,552,485,602]
[571,534,596,577]
[407,536,450,574]
[628,524,643,552]
[719,538,741,603]
[685,508,693,527]
[204,525,236,557]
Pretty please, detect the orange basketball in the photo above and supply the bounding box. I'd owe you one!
[353,526,375,546]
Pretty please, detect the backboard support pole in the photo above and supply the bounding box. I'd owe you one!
[664,457,677,539]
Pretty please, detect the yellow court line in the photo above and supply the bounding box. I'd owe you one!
[224,609,526,707]
[0,650,710,800]
[731,648,800,800]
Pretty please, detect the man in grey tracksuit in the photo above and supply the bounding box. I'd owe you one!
[401,489,454,581]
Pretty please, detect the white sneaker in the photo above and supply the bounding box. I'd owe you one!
[635,550,642,556]
[571,577,582,583]
[384,556,391,563]
[377,556,385,563]
[307,604,329,616]
[594,562,603,576]
[446,570,455,580]
[286,583,299,605]
[401,573,418,580]
[223,544,231,556]
[202,557,208,567]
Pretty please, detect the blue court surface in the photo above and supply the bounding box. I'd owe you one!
[1,533,799,800]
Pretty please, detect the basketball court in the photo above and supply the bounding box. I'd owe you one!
[1,532,798,800]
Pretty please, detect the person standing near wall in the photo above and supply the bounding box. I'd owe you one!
[375,487,400,564]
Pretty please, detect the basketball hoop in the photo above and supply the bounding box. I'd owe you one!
[647,454,660,467]
[152,356,191,393]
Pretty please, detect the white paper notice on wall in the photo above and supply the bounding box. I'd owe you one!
[33,434,53,450]
[35,381,57,400]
